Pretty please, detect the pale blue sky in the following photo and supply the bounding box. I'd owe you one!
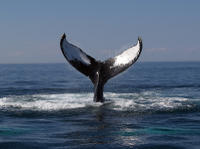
[0,0,199,63]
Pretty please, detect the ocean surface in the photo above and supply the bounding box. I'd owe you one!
[0,62,200,149]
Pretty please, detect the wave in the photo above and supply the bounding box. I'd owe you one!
[0,91,199,113]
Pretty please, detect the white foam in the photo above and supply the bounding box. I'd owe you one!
[0,93,102,111]
[104,92,191,111]
[0,92,193,112]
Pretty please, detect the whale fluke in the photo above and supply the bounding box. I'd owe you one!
[60,34,142,102]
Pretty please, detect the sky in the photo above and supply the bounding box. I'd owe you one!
[0,0,200,64]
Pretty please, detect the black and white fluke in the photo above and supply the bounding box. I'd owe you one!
[60,34,142,102]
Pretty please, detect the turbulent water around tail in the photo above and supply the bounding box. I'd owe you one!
[0,62,200,149]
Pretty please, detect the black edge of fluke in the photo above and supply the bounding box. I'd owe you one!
[60,33,66,57]
[139,37,143,59]
[59,34,143,103]
[138,37,143,51]
[62,33,66,39]
[137,36,143,60]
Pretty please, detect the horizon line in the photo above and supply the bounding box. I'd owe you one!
[0,61,200,65]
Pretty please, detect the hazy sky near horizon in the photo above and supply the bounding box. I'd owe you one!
[0,0,200,63]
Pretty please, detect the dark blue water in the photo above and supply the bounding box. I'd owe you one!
[0,62,200,149]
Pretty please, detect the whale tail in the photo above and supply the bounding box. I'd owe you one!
[60,34,142,102]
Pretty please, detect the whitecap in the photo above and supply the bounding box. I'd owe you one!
[0,91,197,112]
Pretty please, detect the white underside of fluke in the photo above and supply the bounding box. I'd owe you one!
[61,38,91,65]
[112,40,140,67]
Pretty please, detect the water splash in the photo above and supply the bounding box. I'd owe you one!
[0,91,198,112]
